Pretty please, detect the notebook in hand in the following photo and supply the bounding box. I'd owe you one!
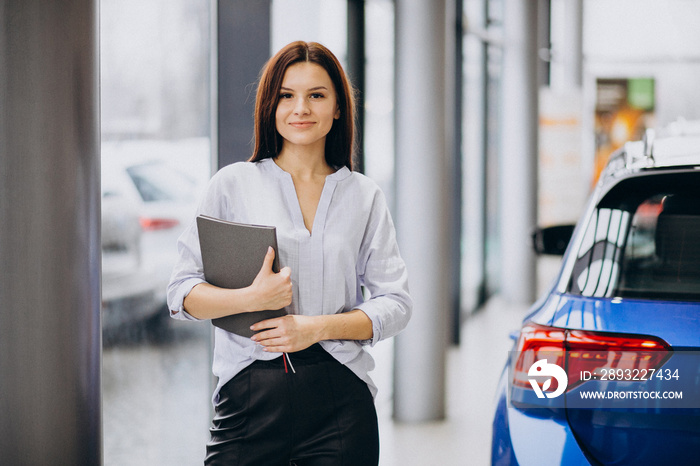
[196,215,287,337]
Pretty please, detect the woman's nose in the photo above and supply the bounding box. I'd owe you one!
[293,98,310,115]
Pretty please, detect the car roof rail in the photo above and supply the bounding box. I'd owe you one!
[643,128,655,161]
[605,119,700,181]
[622,128,659,170]
[623,136,654,170]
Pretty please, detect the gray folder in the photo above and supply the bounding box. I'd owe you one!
[196,215,287,337]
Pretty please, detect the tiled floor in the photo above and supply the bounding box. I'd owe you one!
[103,297,530,465]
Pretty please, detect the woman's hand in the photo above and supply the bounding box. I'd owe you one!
[250,314,321,353]
[182,247,292,320]
[249,247,293,312]
[250,309,373,353]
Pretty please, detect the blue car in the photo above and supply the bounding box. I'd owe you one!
[492,129,700,465]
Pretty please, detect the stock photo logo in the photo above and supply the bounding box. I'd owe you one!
[528,359,568,399]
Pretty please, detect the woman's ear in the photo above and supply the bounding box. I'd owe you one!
[334,105,340,120]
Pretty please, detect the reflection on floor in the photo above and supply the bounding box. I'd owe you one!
[103,297,529,466]
[103,321,211,465]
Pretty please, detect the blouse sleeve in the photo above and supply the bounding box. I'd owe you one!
[354,188,413,346]
[166,170,230,321]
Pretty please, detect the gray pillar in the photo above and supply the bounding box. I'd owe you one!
[0,1,102,464]
[499,0,539,304]
[550,0,583,90]
[446,0,463,344]
[394,0,449,422]
[537,0,551,87]
[347,0,366,173]
[217,0,270,168]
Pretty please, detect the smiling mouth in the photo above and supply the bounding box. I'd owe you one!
[290,121,315,128]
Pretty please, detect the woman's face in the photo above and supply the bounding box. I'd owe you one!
[275,62,340,154]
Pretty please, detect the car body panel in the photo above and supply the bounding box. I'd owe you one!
[492,361,594,466]
[551,295,700,348]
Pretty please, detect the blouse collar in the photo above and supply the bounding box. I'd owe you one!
[261,157,352,182]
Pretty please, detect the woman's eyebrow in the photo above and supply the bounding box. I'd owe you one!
[280,86,329,92]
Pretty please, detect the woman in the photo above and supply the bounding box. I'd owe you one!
[167,41,412,466]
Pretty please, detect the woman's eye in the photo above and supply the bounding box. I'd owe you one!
[279,93,293,99]
[310,93,325,99]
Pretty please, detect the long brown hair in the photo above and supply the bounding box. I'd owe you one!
[249,41,356,170]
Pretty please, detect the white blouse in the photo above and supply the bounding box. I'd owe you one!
[167,157,412,402]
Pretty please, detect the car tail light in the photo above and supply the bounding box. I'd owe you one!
[139,217,180,231]
[513,324,566,391]
[512,323,671,394]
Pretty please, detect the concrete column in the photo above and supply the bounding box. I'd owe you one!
[550,0,583,90]
[394,0,449,422]
[446,0,463,344]
[347,0,366,173]
[0,1,101,464]
[537,0,552,87]
[499,0,539,304]
[217,0,270,168]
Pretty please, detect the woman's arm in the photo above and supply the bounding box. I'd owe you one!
[249,309,372,353]
[183,247,293,320]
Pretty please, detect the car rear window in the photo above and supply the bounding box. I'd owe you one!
[126,162,197,203]
[567,172,700,301]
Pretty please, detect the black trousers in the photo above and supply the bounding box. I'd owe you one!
[205,344,379,466]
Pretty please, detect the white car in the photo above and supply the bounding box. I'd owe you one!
[101,188,161,330]
[101,139,207,333]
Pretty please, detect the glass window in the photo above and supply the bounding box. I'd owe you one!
[567,173,700,301]
[271,0,347,58]
[618,194,700,300]
[462,0,504,310]
[570,208,629,298]
[364,0,395,203]
[101,0,212,463]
